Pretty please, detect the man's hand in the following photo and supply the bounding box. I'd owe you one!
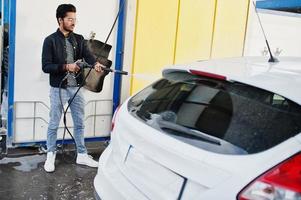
[66,63,80,73]
[94,62,105,73]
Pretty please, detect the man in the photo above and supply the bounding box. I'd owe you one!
[42,4,104,172]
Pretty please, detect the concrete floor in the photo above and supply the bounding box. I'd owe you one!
[0,142,107,200]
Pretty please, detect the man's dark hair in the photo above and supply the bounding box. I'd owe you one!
[56,4,76,24]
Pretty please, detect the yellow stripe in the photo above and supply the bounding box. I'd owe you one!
[173,0,181,64]
[130,0,140,95]
[242,0,251,56]
[210,0,218,58]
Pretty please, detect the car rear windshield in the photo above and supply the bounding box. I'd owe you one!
[128,71,301,154]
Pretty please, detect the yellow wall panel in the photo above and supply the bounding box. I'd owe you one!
[175,0,216,64]
[211,0,250,58]
[131,0,179,94]
[130,0,250,94]
[131,78,155,95]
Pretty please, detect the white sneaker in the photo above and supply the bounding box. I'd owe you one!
[76,153,98,168]
[44,152,56,172]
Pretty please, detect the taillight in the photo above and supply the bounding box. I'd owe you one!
[238,152,301,200]
[111,105,120,131]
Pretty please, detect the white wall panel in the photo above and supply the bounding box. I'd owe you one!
[244,9,301,57]
[13,0,119,142]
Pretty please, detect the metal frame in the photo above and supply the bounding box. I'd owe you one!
[14,136,110,148]
[256,0,301,10]
[3,0,9,24]
[13,100,112,144]
[0,1,2,25]
[113,0,126,112]
[7,0,16,146]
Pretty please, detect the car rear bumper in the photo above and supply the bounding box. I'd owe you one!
[94,190,101,200]
[94,145,125,200]
[93,145,148,200]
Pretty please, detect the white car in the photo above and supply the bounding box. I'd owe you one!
[94,57,301,200]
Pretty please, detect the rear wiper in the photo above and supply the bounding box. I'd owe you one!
[158,120,221,145]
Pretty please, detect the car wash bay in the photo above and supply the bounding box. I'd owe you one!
[2,0,301,199]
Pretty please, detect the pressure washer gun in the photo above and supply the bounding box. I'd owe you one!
[76,60,128,75]
[75,59,128,92]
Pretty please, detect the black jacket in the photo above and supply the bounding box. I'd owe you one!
[42,29,96,88]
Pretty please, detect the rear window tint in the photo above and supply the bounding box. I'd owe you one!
[128,72,301,154]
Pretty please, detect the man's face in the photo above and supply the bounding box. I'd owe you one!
[60,12,76,32]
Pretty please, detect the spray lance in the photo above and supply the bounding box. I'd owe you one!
[77,60,128,75]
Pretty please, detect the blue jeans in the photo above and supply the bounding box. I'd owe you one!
[47,87,87,153]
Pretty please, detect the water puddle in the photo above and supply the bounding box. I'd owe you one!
[0,154,45,172]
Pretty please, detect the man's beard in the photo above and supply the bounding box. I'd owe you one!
[63,23,74,33]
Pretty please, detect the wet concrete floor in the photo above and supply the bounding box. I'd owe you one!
[0,142,106,200]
